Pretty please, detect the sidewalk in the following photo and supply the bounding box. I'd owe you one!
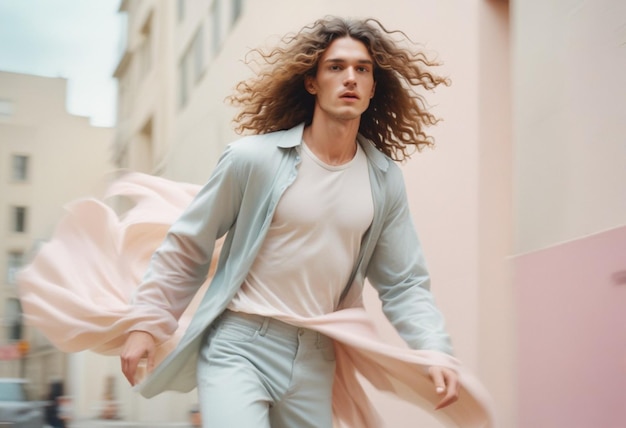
[69,420,194,428]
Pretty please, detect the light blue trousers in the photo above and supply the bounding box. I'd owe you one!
[196,310,336,428]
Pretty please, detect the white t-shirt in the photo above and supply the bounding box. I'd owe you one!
[228,141,374,318]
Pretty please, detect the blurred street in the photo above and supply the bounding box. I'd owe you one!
[68,421,193,428]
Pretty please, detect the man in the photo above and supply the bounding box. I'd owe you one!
[121,16,459,427]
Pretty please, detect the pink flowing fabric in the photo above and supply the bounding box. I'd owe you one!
[18,172,494,427]
[18,173,212,363]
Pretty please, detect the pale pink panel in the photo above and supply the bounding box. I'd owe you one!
[514,226,626,428]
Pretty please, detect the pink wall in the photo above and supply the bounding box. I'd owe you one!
[514,226,626,428]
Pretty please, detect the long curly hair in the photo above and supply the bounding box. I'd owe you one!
[228,16,450,161]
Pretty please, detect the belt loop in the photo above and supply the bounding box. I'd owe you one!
[259,317,270,336]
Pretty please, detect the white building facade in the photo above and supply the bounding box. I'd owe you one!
[0,71,113,399]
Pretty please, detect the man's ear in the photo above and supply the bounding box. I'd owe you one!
[370,81,376,99]
[304,75,317,95]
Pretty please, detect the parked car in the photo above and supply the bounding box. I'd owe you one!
[0,378,47,428]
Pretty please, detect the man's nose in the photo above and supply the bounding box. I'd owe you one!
[344,68,356,85]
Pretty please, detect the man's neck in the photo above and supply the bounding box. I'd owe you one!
[302,119,360,166]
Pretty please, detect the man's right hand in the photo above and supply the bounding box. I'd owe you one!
[120,331,156,386]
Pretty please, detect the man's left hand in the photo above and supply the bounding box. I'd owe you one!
[428,366,460,410]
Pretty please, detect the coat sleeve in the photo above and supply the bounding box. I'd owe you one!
[128,145,244,343]
[365,167,453,355]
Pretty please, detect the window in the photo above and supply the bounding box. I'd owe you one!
[177,0,185,22]
[135,118,154,173]
[231,0,242,26]
[138,14,153,77]
[191,28,204,82]
[178,56,189,109]
[6,251,24,284]
[0,99,14,118]
[5,299,23,341]
[178,26,205,109]
[11,206,27,233]
[210,0,223,55]
[11,155,29,181]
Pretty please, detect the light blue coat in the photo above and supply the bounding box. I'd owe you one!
[132,123,452,398]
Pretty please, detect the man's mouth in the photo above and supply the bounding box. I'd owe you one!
[340,92,359,100]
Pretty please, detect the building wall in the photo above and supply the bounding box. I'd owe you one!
[0,71,113,396]
[514,226,626,428]
[512,0,626,254]
[476,2,515,426]
[512,1,626,426]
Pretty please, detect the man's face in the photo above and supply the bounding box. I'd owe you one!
[305,37,376,123]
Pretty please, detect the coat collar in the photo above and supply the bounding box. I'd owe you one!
[276,123,390,172]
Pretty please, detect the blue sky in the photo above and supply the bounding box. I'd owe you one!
[0,0,121,127]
